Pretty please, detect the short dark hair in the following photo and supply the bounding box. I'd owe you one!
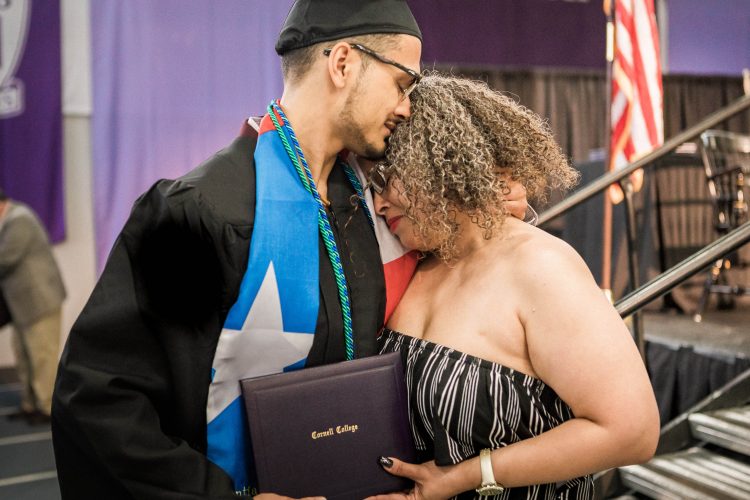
[0,188,7,202]
[281,33,402,83]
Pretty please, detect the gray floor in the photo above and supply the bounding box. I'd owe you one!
[0,384,60,499]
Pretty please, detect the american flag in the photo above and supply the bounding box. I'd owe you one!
[608,0,664,203]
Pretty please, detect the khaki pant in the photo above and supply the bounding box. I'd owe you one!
[11,310,61,415]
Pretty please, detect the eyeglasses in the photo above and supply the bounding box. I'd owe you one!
[368,163,391,194]
[323,43,422,101]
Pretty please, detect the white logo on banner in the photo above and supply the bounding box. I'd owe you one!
[0,0,31,118]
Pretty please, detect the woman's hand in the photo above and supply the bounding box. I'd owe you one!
[499,168,529,221]
[365,457,469,500]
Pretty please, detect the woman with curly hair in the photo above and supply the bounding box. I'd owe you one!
[365,74,659,500]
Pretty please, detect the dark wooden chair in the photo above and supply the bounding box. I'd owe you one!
[693,130,750,322]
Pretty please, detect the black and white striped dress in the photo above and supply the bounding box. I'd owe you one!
[379,329,594,500]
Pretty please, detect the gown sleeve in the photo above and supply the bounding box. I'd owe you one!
[52,178,249,499]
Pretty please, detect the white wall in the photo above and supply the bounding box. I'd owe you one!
[0,1,95,369]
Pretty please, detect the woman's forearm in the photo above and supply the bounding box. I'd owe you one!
[449,417,656,492]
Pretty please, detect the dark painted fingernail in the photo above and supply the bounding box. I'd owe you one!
[379,456,393,468]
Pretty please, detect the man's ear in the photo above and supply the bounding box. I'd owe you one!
[326,42,358,90]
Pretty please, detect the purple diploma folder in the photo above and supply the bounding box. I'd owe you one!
[240,351,416,499]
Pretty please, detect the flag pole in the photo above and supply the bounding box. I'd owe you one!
[602,0,615,302]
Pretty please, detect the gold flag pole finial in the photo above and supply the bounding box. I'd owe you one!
[604,0,614,62]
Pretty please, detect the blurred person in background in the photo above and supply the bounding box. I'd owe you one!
[0,187,66,425]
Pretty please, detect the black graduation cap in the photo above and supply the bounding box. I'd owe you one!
[275,0,422,55]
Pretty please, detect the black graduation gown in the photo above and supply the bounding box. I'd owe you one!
[51,129,386,499]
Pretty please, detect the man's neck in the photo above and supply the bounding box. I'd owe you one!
[278,90,342,200]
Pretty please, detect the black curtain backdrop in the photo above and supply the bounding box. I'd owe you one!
[647,341,750,424]
[435,67,750,165]
[433,67,608,163]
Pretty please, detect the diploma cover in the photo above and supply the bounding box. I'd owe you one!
[240,351,416,499]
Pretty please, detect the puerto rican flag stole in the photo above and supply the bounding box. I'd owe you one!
[205,113,417,493]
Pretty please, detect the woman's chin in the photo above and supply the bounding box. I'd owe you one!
[397,236,430,253]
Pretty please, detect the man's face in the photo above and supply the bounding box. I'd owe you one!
[338,35,422,160]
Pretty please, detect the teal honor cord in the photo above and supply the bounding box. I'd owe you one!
[268,101,373,360]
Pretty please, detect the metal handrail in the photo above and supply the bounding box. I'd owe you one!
[538,94,750,225]
[615,221,750,318]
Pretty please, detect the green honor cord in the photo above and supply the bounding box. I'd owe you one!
[268,101,373,360]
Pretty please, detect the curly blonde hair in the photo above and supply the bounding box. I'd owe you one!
[383,72,579,261]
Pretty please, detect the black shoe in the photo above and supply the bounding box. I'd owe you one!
[5,408,35,421]
[26,410,51,426]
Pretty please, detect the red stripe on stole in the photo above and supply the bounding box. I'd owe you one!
[259,113,278,135]
[237,115,277,138]
[382,251,419,324]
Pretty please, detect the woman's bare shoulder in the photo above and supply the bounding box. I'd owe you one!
[498,222,599,305]
[508,222,590,272]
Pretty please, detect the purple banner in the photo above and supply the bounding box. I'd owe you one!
[410,0,606,69]
[91,0,293,271]
[667,0,750,76]
[0,0,64,242]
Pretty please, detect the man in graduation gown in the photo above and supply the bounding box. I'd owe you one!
[52,1,528,498]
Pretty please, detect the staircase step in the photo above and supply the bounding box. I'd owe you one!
[689,406,750,455]
[620,447,750,499]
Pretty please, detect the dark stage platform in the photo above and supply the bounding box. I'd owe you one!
[642,299,750,425]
